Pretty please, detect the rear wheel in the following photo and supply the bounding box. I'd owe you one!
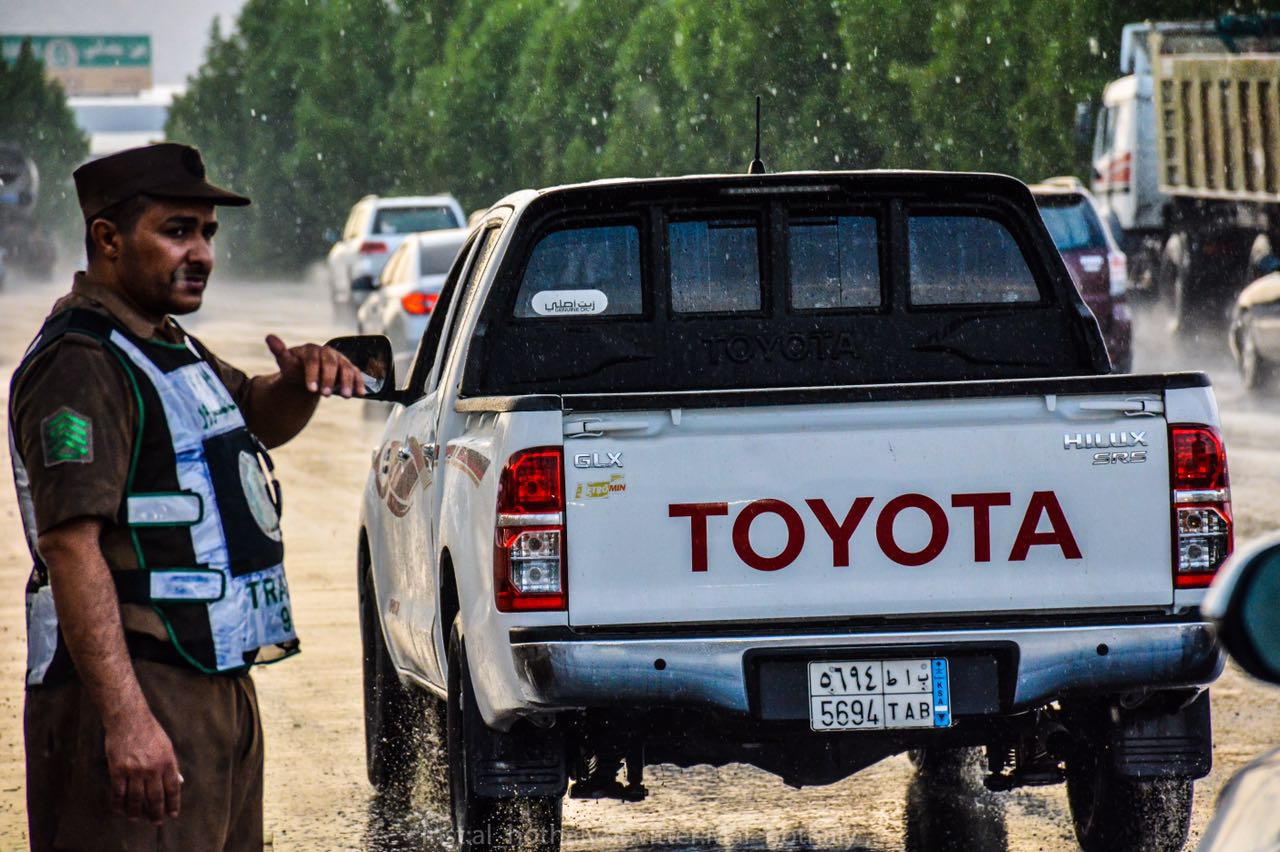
[1162,233,1202,341]
[359,549,426,800]
[447,620,562,851]
[1239,317,1274,392]
[1066,743,1192,852]
[907,745,984,786]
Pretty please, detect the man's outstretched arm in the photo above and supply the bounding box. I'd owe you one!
[38,517,182,826]
[241,334,364,449]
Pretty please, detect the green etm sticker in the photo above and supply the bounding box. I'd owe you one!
[42,407,93,466]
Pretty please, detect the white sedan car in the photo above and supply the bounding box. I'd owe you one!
[355,228,469,376]
[327,194,465,307]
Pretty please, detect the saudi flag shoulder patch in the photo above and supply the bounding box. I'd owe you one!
[42,406,93,466]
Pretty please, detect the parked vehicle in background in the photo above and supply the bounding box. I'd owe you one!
[1087,15,1280,340]
[0,144,54,279]
[333,169,1227,852]
[356,227,468,377]
[1228,258,1280,392]
[327,194,465,307]
[1200,534,1280,850]
[67,86,179,157]
[1031,178,1132,372]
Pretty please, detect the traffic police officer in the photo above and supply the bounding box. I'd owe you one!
[9,143,363,850]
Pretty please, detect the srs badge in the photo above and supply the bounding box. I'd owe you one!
[238,450,282,541]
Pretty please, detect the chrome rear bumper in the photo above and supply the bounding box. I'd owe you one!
[503,621,1222,718]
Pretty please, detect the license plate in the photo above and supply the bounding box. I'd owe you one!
[808,658,952,731]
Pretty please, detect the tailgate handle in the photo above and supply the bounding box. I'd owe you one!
[564,418,651,438]
[1076,398,1164,416]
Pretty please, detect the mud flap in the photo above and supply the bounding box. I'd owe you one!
[1111,690,1212,780]
[467,716,567,799]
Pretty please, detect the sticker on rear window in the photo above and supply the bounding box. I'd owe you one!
[531,289,609,316]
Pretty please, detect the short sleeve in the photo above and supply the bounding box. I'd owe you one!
[11,335,137,535]
[207,347,249,409]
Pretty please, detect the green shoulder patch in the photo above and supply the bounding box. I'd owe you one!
[42,406,93,466]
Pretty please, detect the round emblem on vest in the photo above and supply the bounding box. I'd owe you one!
[239,450,282,542]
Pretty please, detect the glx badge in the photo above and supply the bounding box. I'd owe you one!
[574,451,623,469]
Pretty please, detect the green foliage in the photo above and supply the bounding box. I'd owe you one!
[0,38,89,238]
[170,0,1265,274]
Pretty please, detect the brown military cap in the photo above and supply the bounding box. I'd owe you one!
[73,142,250,222]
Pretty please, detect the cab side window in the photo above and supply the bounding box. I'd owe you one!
[428,226,502,392]
[408,232,480,393]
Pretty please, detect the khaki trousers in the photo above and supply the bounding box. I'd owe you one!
[25,659,263,852]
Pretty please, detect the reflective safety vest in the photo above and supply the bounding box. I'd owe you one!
[11,308,299,685]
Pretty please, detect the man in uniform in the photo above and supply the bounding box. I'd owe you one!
[8,143,364,851]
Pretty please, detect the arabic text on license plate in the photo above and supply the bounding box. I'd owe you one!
[808,658,951,731]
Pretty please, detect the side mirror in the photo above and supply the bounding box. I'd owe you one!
[1203,534,1280,685]
[323,228,339,245]
[324,334,402,403]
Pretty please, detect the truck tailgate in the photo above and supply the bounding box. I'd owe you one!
[563,392,1172,626]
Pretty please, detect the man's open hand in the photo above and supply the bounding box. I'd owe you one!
[104,708,182,825]
[265,334,364,398]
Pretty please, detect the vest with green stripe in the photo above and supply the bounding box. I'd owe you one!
[11,308,299,685]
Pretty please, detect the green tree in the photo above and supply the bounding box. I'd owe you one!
[0,38,89,242]
[399,0,548,211]
[172,0,1277,274]
[286,0,402,256]
[169,1,331,271]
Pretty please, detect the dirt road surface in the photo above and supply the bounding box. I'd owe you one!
[2,270,1279,851]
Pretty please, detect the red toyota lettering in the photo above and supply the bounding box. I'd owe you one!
[805,497,873,567]
[733,499,806,571]
[951,492,1013,562]
[669,502,729,572]
[1009,490,1082,560]
[876,494,949,567]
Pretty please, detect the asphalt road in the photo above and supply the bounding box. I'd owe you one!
[2,269,1279,851]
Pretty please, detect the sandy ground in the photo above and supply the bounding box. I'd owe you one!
[1,268,1279,851]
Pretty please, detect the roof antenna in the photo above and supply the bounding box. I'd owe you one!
[748,95,766,175]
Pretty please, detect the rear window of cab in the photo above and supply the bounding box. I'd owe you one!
[509,205,1042,318]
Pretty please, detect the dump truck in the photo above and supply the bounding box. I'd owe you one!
[1089,16,1280,338]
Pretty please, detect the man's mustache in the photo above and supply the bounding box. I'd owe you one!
[172,265,210,283]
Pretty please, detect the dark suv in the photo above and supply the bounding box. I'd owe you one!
[1031,178,1133,372]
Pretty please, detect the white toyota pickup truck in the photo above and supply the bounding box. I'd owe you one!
[332,170,1229,852]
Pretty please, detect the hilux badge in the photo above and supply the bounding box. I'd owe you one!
[1063,431,1147,450]
[574,451,623,469]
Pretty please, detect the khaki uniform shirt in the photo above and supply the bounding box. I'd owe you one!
[11,273,255,639]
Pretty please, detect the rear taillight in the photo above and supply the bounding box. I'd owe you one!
[1109,251,1128,298]
[1169,424,1232,588]
[359,241,388,255]
[494,447,566,611]
[400,291,438,316]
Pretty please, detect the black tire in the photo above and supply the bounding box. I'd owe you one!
[447,620,562,851]
[1247,233,1275,284]
[907,745,984,786]
[1065,746,1193,852]
[359,548,426,797]
[1239,317,1274,393]
[1161,233,1201,341]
